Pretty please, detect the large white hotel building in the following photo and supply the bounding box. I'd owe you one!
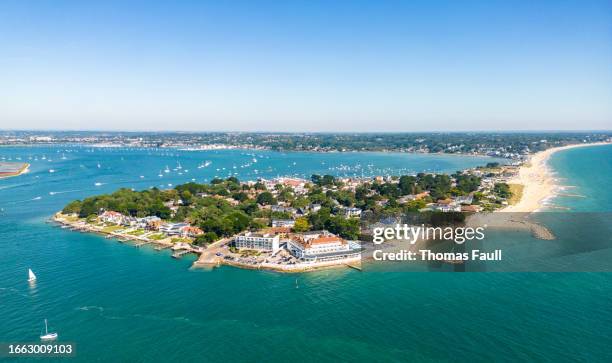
[234,232,280,253]
[287,231,361,263]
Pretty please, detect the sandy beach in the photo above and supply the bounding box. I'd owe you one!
[502,142,610,213]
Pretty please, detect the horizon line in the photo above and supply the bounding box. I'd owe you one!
[2,128,612,134]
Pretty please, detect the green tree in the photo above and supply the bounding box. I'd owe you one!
[256,192,276,205]
[291,197,309,209]
[326,216,360,240]
[493,183,511,199]
[308,207,331,230]
[194,232,218,246]
[62,200,82,214]
[232,192,249,202]
[399,175,417,195]
[293,217,310,232]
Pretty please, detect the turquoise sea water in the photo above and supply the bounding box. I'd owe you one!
[0,145,611,362]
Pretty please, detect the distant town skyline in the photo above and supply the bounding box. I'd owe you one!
[1,0,611,131]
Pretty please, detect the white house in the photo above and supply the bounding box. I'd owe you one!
[270,205,296,215]
[137,216,161,229]
[343,207,362,218]
[99,211,125,224]
[454,195,474,205]
[271,219,295,228]
[159,222,190,236]
[430,203,461,212]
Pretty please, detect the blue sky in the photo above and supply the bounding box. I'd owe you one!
[0,0,610,131]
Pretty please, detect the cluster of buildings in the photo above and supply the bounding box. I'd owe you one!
[422,195,479,213]
[99,211,203,238]
[234,230,361,264]
[261,177,308,195]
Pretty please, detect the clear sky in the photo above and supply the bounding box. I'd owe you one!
[0,0,610,132]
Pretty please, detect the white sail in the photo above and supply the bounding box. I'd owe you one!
[40,319,58,341]
[28,269,36,281]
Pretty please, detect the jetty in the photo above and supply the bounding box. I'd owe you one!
[172,250,191,259]
[345,263,362,271]
[134,240,151,248]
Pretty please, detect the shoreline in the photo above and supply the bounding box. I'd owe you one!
[53,212,176,248]
[1,142,509,159]
[502,142,610,213]
[53,212,360,274]
[193,256,361,273]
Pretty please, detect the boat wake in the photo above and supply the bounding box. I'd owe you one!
[49,189,85,195]
[4,196,43,205]
[76,305,105,312]
[75,305,201,326]
[0,287,30,298]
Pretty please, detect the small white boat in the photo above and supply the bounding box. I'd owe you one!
[94,182,102,186]
[28,268,37,282]
[48,169,55,173]
[40,319,58,341]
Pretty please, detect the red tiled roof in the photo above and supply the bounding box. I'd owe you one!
[292,235,346,248]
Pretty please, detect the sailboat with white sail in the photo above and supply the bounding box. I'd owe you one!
[40,319,58,341]
[28,268,36,282]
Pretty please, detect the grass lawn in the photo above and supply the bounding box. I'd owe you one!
[102,225,124,233]
[127,229,146,236]
[508,184,524,205]
[148,233,166,240]
[171,237,192,244]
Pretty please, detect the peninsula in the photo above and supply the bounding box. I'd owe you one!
[52,140,612,271]
[55,159,519,272]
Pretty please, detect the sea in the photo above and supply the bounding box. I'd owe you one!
[0,145,611,362]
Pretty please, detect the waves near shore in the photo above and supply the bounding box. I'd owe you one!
[502,142,610,213]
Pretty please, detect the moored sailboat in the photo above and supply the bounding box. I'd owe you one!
[40,319,58,341]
